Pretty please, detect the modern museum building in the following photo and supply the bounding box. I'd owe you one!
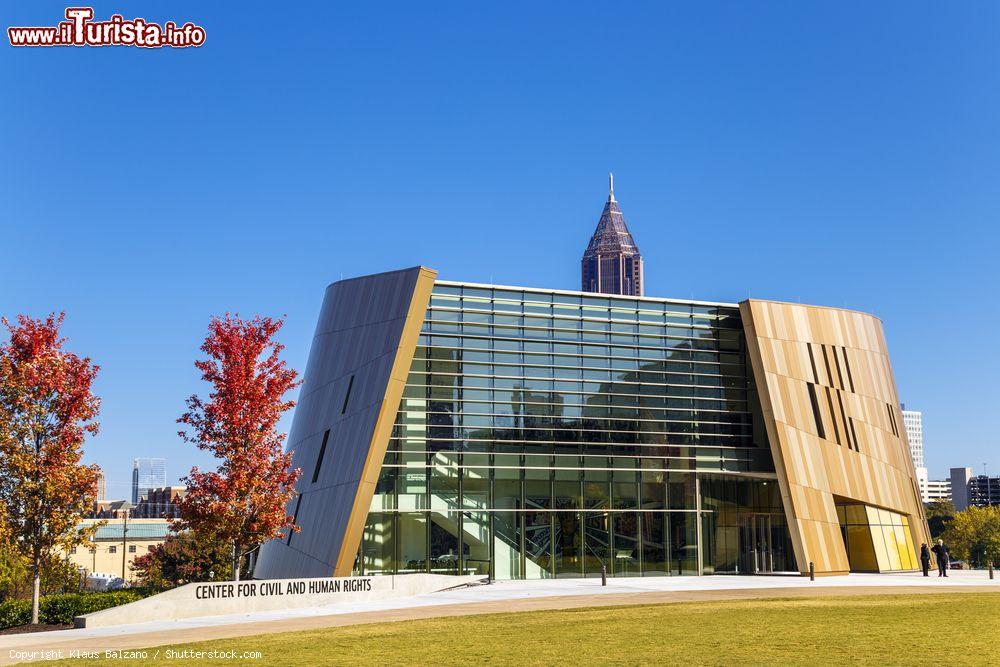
[255,267,930,580]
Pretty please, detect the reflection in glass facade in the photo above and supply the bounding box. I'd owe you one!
[836,502,919,572]
[353,282,795,578]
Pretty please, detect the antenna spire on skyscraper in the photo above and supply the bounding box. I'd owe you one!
[581,174,643,296]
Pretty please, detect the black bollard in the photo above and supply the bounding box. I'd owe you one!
[809,561,815,581]
[601,564,607,586]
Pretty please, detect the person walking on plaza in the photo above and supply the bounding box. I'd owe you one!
[931,539,950,577]
[920,543,931,577]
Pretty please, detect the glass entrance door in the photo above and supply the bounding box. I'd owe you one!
[740,514,774,574]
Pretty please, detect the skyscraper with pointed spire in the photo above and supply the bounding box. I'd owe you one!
[581,173,644,296]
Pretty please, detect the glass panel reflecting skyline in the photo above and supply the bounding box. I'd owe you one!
[355,283,788,579]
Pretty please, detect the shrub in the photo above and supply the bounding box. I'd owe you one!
[76,590,146,616]
[35,594,80,626]
[0,590,154,630]
[39,590,146,625]
[0,599,31,629]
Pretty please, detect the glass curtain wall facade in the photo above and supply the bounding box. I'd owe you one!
[354,283,791,578]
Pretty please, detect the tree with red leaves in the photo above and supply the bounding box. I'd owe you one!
[132,529,234,588]
[0,313,101,624]
[177,315,302,582]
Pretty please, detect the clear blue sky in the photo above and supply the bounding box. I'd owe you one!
[2,2,997,497]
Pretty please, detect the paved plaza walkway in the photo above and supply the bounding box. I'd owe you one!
[2,571,997,664]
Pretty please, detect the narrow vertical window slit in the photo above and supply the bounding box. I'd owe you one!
[848,417,860,452]
[824,386,842,445]
[342,374,355,414]
[832,347,846,390]
[886,404,898,437]
[312,429,330,483]
[841,347,856,393]
[821,345,834,388]
[806,383,826,440]
[836,391,853,450]
[806,344,820,384]
[287,494,303,546]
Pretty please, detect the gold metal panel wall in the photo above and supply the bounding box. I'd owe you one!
[740,299,930,575]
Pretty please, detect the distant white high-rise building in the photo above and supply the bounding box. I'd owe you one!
[131,458,166,504]
[902,407,948,503]
[95,468,107,501]
[901,407,923,468]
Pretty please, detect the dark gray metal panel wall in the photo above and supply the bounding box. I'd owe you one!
[254,267,426,579]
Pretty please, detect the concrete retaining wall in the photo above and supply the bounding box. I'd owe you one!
[75,574,484,629]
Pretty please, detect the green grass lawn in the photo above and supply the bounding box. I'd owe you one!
[53,593,999,666]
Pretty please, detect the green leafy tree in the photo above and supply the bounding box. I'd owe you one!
[925,500,955,540]
[942,505,1000,568]
[0,541,28,602]
[131,530,234,588]
[0,545,81,602]
[40,557,82,595]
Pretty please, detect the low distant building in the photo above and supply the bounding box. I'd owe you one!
[133,486,187,519]
[951,467,1000,510]
[916,466,929,500]
[922,478,951,503]
[915,467,950,503]
[64,518,171,582]
[88,499,133,520]
[969,475,1000,508]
